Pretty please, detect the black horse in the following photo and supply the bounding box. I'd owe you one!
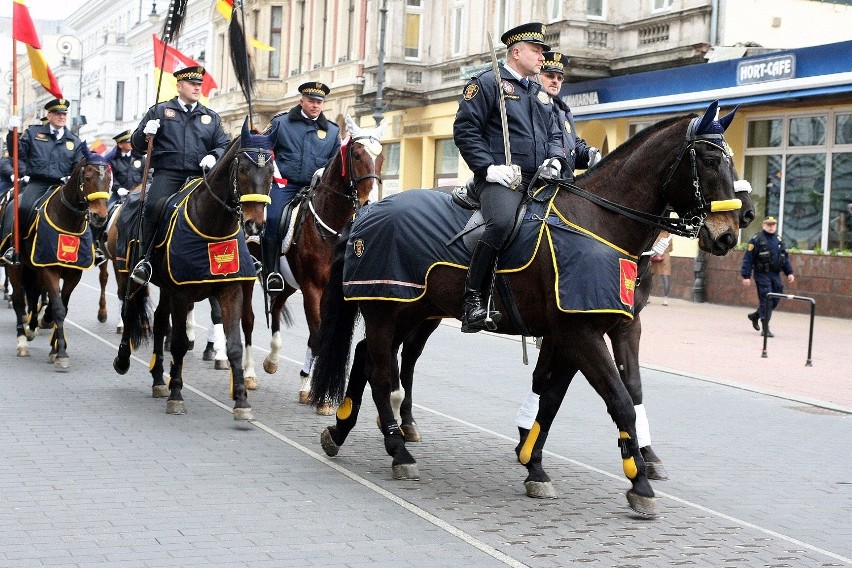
[113,119,275,420]
[310,101,744,517]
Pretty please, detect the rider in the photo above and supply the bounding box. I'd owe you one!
[1,98,87,265]
[453,22,563,333]
[262,82,341,293]
[128,65,230,286]
[106,130,144,206]
[538,51,601,173]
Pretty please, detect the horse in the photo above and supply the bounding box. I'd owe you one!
[113,119,274,419]
[256,115,384,409]
[309,101,743,517]
[6,150,110,368]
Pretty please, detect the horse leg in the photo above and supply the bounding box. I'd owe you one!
[241,281,257,390]
[45,271,76,370]
[218,287,253,421]
[320,339,371,456]
[164,295,187,415]
[185,303,196,351]
[395,319,441,442]
[570,331,657,517]
[8,268,30,356]
[297,345,315,403]
[209,298,229,371]
[610,317,668,480]
[301,286,333,414]
[97,262,108,323]
[150,300,170,398]
[262,293,286,375]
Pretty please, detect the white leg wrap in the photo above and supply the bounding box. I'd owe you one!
[213,323,227,362]
[390,387,405,422]
[206,323,215,343]
[301,346,315,376]
[634,404,652,448]
[515,391,540,429]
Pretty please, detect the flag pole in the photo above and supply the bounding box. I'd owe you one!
[237,0,253,128]
[10,11,21,266]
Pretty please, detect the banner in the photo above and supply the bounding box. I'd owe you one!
[152,35,218,104]
[214,0,275,51]
[12,0,63,98]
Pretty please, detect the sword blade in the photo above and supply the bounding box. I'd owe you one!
[487,32,512,166]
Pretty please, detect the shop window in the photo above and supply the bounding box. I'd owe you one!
[835,114,852,144]
[628,121,653,138]
[829,152,852,252]
[747,119,782,148]
[383,142,400,178]
[434,139,459,187]
[783,153,826,250]
[789,116,826,147]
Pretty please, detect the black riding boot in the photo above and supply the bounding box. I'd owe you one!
[262,236,284,293]
[129,222,154,286]
[461,240,502,333]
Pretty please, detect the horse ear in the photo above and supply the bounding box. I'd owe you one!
[345,114,359,136]
[375,121,388,140]
[241,116,250,143]
[81,141,92,159]
[718,105,739,132]
[695,100,719,135]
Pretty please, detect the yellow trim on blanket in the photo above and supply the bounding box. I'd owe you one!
[42,187,88,237]
[550,204,636,259]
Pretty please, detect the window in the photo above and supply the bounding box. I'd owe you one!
[653,0,673,10]
[744,111,852,252]
[269,6,282,78]
[404,0,422,59]
[628,121,653,138]
[434,139,459,187]
[495,0,513,37]
[548,0,562,22]
[587,0,605,19]
[383,142,401,178]
[115,81,124,121]
[451,2,465,56]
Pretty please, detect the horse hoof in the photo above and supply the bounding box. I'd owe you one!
[234,407,254,421]
[401,423,421,443]
[48,352,56,364]
[299,390,310,404]
[202,347,215,361]
[244,377,257,390]
[38,319,52,330]
[54,357,70,371]
[262,359,278,374]
[316,403,335,416]
[626,490,658,518]
[152,385,169,398]
[166,400,187,415]
[392,463,420,480]
[646,461,669,481]
[320,427,340,457]
[524,481,557,499]
[17,346,29,357]
[113,357,130,375]
[97,312,107,323]
[115,325,123,334]
[214,359,230,370]
[187,340,194,351]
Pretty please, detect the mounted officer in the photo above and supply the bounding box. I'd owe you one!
[1,98,86,265]
[453,22,563,333]
[538,51,601,174]
[106,130,144,206]
[128,65,230,286]
[741,216,795,337]
[262,81,341,292]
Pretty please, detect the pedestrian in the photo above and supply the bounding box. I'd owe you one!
[741,216,794,337]
[453,22,563,333]
[650,231,673,305]
[1,98,87,265]
[262,82,341,292]
[105,130,144,206]
[538,51,601,174]
[128,65,230,286]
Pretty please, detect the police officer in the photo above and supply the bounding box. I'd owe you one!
[453,22,563,333]
[741,216,795,337]
[129,65,230,285]
[106,130,144,206]
[538,51,601,173]
[1,98,86,265]
[262,82,341,292]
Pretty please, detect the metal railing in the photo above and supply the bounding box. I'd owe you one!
[761,293,816,366]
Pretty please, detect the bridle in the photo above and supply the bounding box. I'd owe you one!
[551,116,742,238]
[58,160,111,219]
[200,145,274,221]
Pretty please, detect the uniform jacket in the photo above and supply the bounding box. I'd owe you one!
[17,124,85,183]
[105,147,144,192]
[270,106,341,188]
[553,96,592,172]
[741,230,793,278]
[131,97,230,173]
[454,64,562,180]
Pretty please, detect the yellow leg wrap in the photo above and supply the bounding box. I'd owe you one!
[229,369,234,398]
[620,431,638,479]
[148,354,157,371]
[518,421,540,465]
[336,397,353,420]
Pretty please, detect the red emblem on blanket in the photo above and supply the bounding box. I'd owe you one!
[208,239,240,276]
[619,258,637,307]
[57,234,80,263]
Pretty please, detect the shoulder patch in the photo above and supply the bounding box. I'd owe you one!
[463,83,479,101]
[501,80,515,95]
[537,91,550,104]
[564,120,572,134]
[747,243,755,251]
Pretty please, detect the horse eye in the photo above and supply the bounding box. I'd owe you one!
[702,157,717,168]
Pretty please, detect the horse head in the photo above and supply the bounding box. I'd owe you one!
[72,145,111,229]
[236,117,276,237]
[663,100,742,255]
[331,114,384,208]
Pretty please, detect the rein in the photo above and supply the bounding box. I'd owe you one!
[199,146,274,219]
[57,161,111,219]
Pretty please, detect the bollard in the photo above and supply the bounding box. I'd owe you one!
[692,250,707,303]
[761,293,816,366]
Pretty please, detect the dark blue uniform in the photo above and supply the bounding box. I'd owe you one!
[552,96,593,172]
[105,146,144,204]
[741,230,793,321]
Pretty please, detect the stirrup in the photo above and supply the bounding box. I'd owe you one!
[266,272,285,293]
[1,248,14,265]
[130,259,152,286]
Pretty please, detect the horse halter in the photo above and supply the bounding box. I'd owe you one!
[660,117,742,237]
[59,160,111,216]
[203,147,274,217]
[339,134,382,206]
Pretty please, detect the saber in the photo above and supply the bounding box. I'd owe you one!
[486,32,520,190]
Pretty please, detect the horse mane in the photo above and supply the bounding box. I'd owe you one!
[207,138,240,181]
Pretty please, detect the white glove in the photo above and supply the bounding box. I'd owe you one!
[539,158,562,180]
[60,176,69,184]
[587,147,602,167]
[20,175,30,183]
[117,187,129,197]
[733,179,753,194]
[199,155,216,170]
[8,115,22,130]
[485,164,521,188]
[143,119,160,135]
[651,235,672,256]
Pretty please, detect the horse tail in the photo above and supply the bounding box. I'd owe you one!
[310,221,358,406]
[123,287,152,348]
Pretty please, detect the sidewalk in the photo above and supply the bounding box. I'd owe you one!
[637,295,851,412]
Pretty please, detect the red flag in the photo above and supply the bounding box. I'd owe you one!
[152,35,217,100]
[12,0,63,99]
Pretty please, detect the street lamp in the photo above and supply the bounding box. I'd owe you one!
[373,0,389,126]
[57,35,83,134]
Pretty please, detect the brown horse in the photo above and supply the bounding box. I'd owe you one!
[256,115,384,408]
[310,102,743,517]
[7,151,110,367]
[113,120,274,419]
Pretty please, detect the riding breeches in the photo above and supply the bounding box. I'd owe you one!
[476,181,526,251]
[1,180,52,242]
[140,169,196,247]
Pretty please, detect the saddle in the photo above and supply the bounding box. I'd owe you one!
[449,178,528,253]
